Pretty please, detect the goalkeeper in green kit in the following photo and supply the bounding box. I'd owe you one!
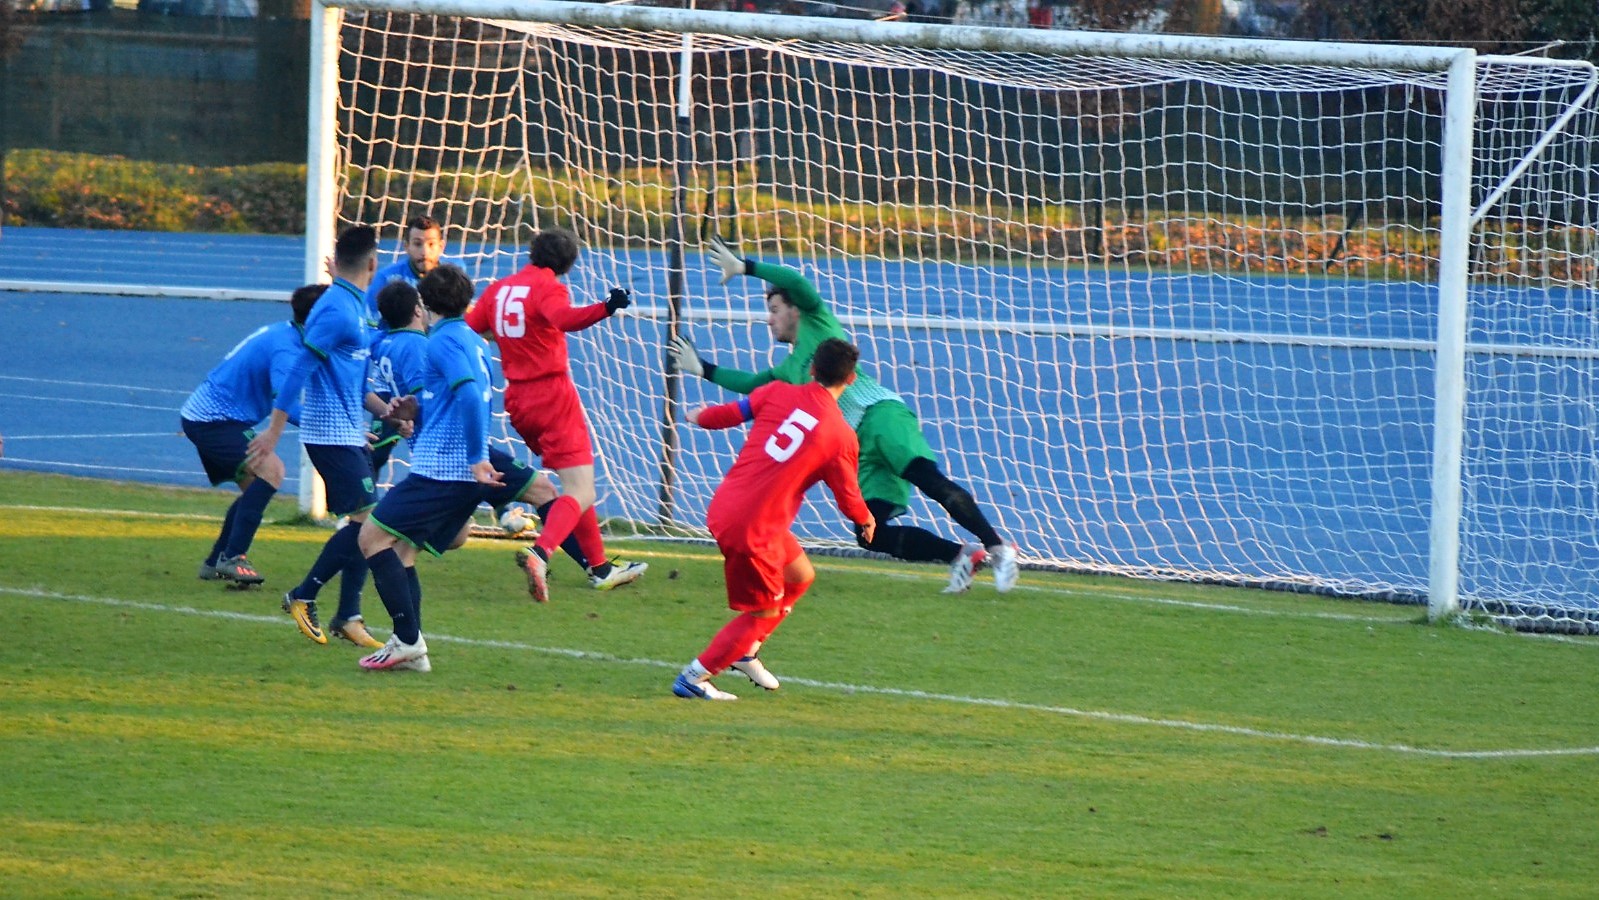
[668,238,1019,593]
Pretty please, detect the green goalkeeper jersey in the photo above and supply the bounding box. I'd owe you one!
[706,260,902,428]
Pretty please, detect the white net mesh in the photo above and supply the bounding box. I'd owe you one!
[336,11,1599,629]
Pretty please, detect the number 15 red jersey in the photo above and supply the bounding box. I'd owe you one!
[465,264,609,383]
[705,381,872,555]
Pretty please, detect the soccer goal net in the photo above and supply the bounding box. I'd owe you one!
[314,0,1599,631]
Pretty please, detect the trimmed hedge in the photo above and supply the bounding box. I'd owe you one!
[3,150,305,234]
[3,149,1587,286]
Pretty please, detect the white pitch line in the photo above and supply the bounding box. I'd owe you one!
[0,504,1583,635]
[1,584,1593,760]
[0,504,223,521]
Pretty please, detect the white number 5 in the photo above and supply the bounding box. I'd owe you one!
[764,408,819,462]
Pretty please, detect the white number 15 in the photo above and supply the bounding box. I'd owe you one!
[493,285,529,338]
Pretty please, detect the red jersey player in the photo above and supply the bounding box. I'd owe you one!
[466,227,646,602]
[672,337,876,701]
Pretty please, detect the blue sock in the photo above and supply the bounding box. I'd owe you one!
[206,498,241,566]
[367,548,417,644]
[222,479,276,559]
[295,521,362,601]
[407,566,422,633]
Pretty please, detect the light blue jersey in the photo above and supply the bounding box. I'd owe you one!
[297,278,373,446]
[368,328,429,400]
[368,327,429,443]
[180,320,304,425]
[363,256,464,326]
[410,317,492,482]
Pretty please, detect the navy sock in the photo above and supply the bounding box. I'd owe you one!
[222,478,277,559]
[536,500,590,571]
[335,551,369,623]
[207,498,241,566]
[295,520,362,601]
[367,548,418,644]
[407,566,422,633]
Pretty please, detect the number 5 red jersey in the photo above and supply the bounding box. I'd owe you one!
[705,380,871,554]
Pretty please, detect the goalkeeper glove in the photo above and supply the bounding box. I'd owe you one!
[707,237,751,286]
[605,287,632,314]
[667,333,714,379]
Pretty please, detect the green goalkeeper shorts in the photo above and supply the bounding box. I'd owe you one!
[855,399,936,519]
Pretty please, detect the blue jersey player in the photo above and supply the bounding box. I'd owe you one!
[356,264,508,673]
[367,281,430,477]
[375,275,611,583]
[251,224,395,650]
[181,283,325,587]
[362,215,462,327]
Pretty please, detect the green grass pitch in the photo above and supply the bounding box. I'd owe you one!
[2,471,1597,897]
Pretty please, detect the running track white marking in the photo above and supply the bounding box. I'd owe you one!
[0,459,198,476]
[2,584,1595,759]
[1,392,178,412]
[0,375,190,395]
[4,432,183,441]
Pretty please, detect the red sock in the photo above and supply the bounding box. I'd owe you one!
[535,495,582,557]
[572,506,607,568]
[751,611,783,646]
[783,578,813,610]
[699,613,767,675]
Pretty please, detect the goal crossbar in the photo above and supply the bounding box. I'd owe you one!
[317,0,1469,71]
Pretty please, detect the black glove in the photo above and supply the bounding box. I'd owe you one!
[605,287,632,315]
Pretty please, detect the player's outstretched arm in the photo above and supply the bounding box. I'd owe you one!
[707,237,751,285]
[748,259,825,313]
[823,447,874,539]
[666,332,776,396]
[708,236,825,314]
[688,398,753,431]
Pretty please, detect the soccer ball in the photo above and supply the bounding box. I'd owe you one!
[498,506,532,536]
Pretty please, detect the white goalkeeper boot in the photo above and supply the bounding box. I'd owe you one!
[943,543,989,594]
[989,544,1020,593]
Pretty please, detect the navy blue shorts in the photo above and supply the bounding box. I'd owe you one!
[182,418,252,486]
[480,448,539,509]
[305,443,378,516]
[368,475,483,557]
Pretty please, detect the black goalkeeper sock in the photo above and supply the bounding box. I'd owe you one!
[855,498,963,564]
[862,523,963,564]
[902,457,1003,548]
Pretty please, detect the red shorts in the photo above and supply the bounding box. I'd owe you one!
[504,377,594,470]
[718,532,802,613]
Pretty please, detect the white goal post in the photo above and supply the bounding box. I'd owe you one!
[305,0,1599,631]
